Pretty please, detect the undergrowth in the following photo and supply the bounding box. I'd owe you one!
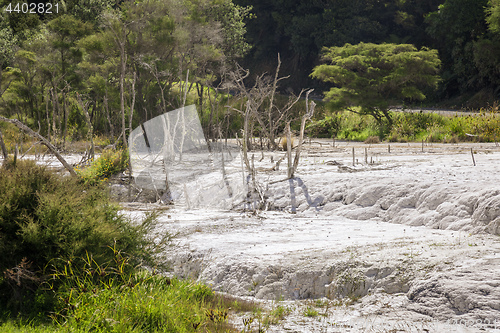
[75,149,129,185]
[307,107,500,142]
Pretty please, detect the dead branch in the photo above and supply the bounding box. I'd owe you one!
[286,121,293,178]
[0,116,77,176]
[292,89,315,177]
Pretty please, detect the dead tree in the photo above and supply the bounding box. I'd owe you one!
[225,59,309,210]
[289,89,315,178]
[226,60,304,151]
[76,93,95,161]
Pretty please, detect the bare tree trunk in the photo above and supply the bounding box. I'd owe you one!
[104,94,114,140]
[0,116,76,176]
[242,102,252,173]
[129,71,137,142]
[76,93,95,160]
[182,69,189,107]
[50,88,59,142]
[120,50,128,148]
[0,128,8,163]
[286,121,293,178]
[292,90,315,176]
[268,54,281,149]
[62,91,68,148]
[128,71,137,198]
[45,89,51,142]
[178,70,189,160]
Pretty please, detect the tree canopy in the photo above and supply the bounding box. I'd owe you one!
[3,0,500,149]
[0,0,253,146]
[311,43,441,124]
[234,0,443,91]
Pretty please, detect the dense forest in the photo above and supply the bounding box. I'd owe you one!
[236,0,500,102]
[1,0,500,146]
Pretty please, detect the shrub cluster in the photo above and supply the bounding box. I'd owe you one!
[75,149,129,185]
[0,160,163,318]
[307,109,500,142]
[306,111,379,140]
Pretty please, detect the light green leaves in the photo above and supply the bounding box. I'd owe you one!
[311,42,441,124]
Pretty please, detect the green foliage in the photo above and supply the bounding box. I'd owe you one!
[425,0,489,95]
[1,0,253,144]
[56,277,213,332]
[0,158,259,332]
[0,26,18,67]
[487,0,500,34]
[307,111,379,141]
[308,108,500,143]
[311,42,441,125]
[303,306,318,318]
[44,250,219,332]
[264,304,292,325]
[0,160,166,316]
[46,14,94,84]
[0,120,37,153]
[387,112,446,142]
[306,113,343,138]
[0,0,41,39]
[207,1,253,60]
[65,0,115,26]
[1,265,245,332]
[75,149,129,185]
[236,0,442,91]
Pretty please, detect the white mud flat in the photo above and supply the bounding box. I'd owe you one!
[124,141,500,332]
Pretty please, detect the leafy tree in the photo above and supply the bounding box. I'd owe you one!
[208,1,253,61]
[65,0,115,26]
[100,7,133,148]
[0,0,253,146]
[47,14,94,78]
[235,0,442,91]
[472,0,500,92]
[311,43,441,125]
[0,0,40,39]
[425,0,489,95]
[45,15,93,145]
[0,26,17,68]
[77,32,120,138]
[487,0,500,33]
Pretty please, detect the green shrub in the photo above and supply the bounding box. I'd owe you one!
[310,108,500,142]
[0,160,167,317]
[75,149,129,185]
[306,114,343,138]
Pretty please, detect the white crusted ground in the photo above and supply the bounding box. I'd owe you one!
[128,140,500,332]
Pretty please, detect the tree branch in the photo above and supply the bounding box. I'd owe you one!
[0,116,77,176]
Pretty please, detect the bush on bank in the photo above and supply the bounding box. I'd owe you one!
[75,149,129,185]
[0,160,163,323]
[307,108,500,142]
